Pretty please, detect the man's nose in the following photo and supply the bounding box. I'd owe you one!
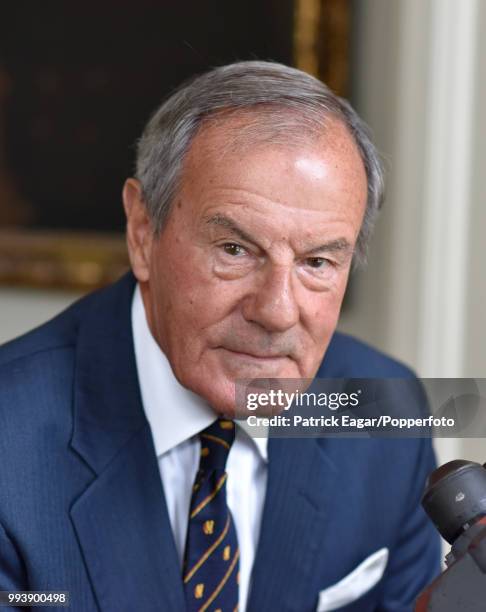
[242,264,299,332]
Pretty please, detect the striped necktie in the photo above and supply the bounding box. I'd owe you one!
[182,419,239,612]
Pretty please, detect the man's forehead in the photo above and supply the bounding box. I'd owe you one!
[181,145,364,218]
[172,111,368,248]
[185,107,357,161]
[182,112,366,192]
[189,106,330,154]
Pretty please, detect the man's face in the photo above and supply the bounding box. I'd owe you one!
[125,117,367,415]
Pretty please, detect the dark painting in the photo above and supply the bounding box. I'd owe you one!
[0,0,349,289]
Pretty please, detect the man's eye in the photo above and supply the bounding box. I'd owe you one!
[221,243,246,256]
[306,257,329,269]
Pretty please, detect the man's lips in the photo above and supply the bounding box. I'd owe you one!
[217,347,290,361]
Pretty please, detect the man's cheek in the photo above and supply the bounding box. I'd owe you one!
[305,300,341,355]
[309,292,341,325]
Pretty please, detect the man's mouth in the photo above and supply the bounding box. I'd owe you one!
[217,347,290,361]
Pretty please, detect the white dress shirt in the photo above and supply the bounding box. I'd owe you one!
[131,285,268,611]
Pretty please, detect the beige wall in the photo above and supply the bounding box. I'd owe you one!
[0,287,80,345]
[339,0,485,466]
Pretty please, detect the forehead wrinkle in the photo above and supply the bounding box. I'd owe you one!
[201,185,353,221]
[202,185,290,210]
[192,105,330,162]
[187,112,363,186]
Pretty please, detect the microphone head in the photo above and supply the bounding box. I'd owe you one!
[422,460,486,544]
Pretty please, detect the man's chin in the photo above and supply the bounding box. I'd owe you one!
[207,393,283,420]
[199,388,238,419]
[185,378,280,420]
[191,374,313,421]
[215,348,300,380]
[180,372,237,419]
[179,356,306,418]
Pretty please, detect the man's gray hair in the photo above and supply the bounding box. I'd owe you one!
[135,60,384,265]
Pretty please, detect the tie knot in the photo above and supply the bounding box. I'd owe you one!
[198,419,235,471]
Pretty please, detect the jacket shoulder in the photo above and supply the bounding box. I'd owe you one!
[319,331,416,377]
[0,273,136,420]
[0,295,86,369]
[0,273,134,369]
[0,294,89,432]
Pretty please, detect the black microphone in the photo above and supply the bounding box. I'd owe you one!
[416,460,486,611]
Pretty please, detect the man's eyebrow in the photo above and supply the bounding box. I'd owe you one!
[205,213,354,257]
[305,238,354,256]
[204,213,257,245]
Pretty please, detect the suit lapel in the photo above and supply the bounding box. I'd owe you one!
[69,273,185,612]
[70,423,185,612]
[247,436,339,612]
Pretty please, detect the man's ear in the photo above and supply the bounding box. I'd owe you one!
[122,178,153,282]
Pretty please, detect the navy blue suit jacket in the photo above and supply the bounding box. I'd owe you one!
[0,273,440,611]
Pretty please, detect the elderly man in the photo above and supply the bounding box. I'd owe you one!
[0,62,439,611]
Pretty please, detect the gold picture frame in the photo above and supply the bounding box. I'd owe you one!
[0,0,350,292]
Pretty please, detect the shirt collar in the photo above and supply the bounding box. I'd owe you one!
[131,284,268,462]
